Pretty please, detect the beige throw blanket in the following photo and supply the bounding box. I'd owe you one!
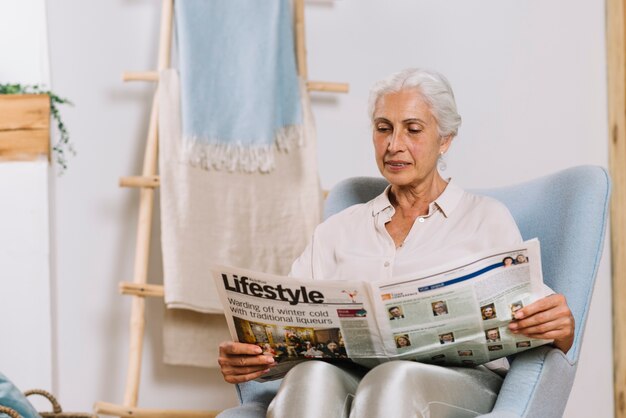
[158,69,322,367]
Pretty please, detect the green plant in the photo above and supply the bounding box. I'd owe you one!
[0,83,74,173]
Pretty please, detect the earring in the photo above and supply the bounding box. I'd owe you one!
[438,152,447,171]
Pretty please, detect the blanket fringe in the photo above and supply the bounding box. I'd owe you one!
[182,125,304,173]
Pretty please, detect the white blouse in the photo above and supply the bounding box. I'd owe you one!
[289,180,526,373]
[290,180,523,282]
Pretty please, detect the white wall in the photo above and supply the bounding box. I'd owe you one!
[45,0,237,411]
[0,0,53,404]
[0,164,52,396]
[43,0,611,416]
[0,0,50,85]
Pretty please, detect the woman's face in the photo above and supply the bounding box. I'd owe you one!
[397,337,409,347]
[487,330,499,340]
[373,89,451,188]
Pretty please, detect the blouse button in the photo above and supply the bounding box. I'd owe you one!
[418,217,425,223]
[384,261,390,267]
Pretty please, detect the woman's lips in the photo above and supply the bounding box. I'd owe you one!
[385,161,410,170]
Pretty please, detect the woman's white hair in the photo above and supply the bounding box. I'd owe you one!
[368,68,462,138]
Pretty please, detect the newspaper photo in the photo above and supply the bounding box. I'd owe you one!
[372,238,551,367]
[211,239,551,380]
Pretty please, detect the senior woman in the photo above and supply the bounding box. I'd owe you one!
[217,68,574,418]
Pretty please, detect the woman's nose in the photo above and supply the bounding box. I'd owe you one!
[388,132,404,151]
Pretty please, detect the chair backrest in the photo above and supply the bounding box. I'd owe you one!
[323,165,610,362]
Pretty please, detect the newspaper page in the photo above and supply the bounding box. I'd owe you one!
[212,239,551,379]
[371,238,551,367]
[211,265,386,381]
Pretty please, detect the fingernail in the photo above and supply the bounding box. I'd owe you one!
[254,347,262,354]
[262,368,270,373]
[509,323,517,330]
[515,312,523,319]
[267,357,275,364]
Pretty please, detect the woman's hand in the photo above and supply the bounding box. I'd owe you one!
[218,341,275,384]
[508,294,575,353]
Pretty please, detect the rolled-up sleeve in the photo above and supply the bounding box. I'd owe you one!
[289,236,315,279]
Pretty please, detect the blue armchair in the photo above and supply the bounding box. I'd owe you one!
[220,165,610,418]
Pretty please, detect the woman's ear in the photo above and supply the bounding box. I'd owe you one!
[440,135,453,153]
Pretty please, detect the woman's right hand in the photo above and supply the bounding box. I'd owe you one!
[218,341,275,384]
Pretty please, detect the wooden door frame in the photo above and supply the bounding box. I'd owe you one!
[607,0,626,416]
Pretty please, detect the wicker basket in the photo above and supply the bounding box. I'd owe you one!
[23,390,97,418]
[0,405,21,418]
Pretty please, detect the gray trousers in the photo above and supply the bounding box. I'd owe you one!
[266,361,503,418]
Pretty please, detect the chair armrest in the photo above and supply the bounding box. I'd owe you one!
[236,380,282,405]
[216,380,282,417]
[479,346,577,418]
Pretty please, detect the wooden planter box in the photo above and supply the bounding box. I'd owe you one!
[0,94,50,161]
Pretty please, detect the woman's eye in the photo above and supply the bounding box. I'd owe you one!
[376,125,391,132]
[408,126,422,134]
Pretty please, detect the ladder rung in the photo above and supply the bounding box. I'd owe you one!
[119,282,164,298]
[122,70,349,93]
[119,175,160,188]
[93,401,220,418]
[119,175,329,198]
[122,71,160,82]
[307,81,349,93]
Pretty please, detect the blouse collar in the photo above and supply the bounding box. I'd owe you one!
[371,178,464,218]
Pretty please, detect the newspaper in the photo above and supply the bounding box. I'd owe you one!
[211,239,551,381]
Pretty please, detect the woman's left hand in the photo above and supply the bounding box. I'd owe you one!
[508,294,575,353]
